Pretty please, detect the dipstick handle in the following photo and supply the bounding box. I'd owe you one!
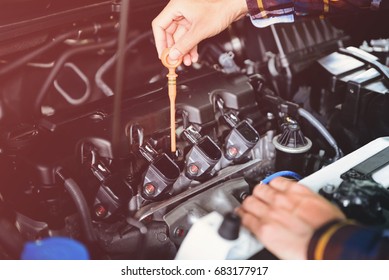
[161,48,182,153]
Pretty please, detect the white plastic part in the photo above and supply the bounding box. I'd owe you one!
[175,211,263,260]
[300,137,389,191]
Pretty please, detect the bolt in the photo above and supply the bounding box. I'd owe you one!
[174,227,186,238]
[266,112,275,120]
[95,204,108,218]
[240,192,249,201]
[188,164,199,176]
[157,233,168,242]
[144,183,156,196]
[227,146,238,158]
[322,184,336,194]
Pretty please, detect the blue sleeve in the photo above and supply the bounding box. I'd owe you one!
[308,220,389,259]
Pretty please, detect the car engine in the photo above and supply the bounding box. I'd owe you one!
[0,0,388,259]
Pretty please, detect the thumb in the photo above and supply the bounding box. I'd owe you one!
[169,29,201,61]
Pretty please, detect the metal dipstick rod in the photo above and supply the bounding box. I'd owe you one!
[161,48,182,153]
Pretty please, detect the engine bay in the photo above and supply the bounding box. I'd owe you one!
[0,1,388,259]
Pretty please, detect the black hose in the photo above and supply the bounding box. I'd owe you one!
[112,0,131,157]
[0,22,117,77]
[0,218,25,259]
[126,216,147,260]
[298,108,343,160]
[56,168,96,243]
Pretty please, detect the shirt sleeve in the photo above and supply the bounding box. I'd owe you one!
[245,0,388,27]
[307,219,389,259]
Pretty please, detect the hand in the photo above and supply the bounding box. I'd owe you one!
[237,177,346,259]
[152,0,248,66]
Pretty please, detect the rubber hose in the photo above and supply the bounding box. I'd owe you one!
[56,168,96,243]
[0,219,25,259]
[298,108,342,160]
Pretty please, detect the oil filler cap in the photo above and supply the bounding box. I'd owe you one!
[21,237,89,260]
[217,213,241,240]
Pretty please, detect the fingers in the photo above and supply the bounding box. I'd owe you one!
[252,183,295,210]
[183,54,192,66]
[237,205,313,260]
[153,0,249,65]
[240,195,269,218]
[165,21,178,48]
[169,26,200,62]
[179,46,198,66]
[152,13,198,65]
[152,21,169,58]
[237,199,311,243]
[236,207,264,237]
[267,177,295,192]
[249,177,314,212]
[189,46,199,63]
[250,177,346,228]
[237,176,345,260]
[269,177,312,194]
[240,187,290,226]
[152,0,196,62]
[151,4,180,58]
[265,177,326,214]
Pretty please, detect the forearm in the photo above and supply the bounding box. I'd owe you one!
[308,219,389,259]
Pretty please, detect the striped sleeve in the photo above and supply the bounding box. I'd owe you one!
[307,219,389,260]
[245,0,388,27]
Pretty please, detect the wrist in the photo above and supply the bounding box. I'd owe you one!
[245,0,262,17]
[307,219,354,260]
[234,0,249,18]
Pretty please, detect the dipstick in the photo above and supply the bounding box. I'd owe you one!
[161,48,182,153]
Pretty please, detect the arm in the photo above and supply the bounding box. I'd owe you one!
[152,0,387,65]
[308,219,389,259]
[246,0,388,27]
[247,0,380,18]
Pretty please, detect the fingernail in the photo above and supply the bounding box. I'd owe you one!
[169,48,181,60]
[183,56,191,66]
[191,53,199,63]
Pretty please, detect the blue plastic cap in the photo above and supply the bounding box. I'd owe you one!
[21,237,89,260]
